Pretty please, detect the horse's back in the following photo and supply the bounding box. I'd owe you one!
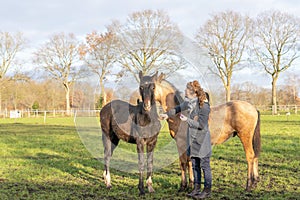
[101,99,135,116]
[225,100,257,119]
[210,100,258,144]
[100,100,135,135]
[211,100,257,124]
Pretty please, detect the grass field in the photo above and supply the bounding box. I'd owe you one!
[0,115,299,199]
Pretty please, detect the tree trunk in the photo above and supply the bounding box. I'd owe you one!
[100,75,105,108]
[225,84,231,102]
[64,83,71,116]
[272,75,278,115]
[226,87,231,102]
[66,89,70,116]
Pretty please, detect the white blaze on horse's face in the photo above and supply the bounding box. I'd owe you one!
[138,71,161,112]
[140,81,155,112]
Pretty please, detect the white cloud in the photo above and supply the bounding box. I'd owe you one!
[2,0,300,86]
[3,0,300,40]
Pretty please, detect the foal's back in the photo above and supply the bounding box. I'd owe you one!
[100,99,140,144]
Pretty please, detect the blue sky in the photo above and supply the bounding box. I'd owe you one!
[2,0,300,88]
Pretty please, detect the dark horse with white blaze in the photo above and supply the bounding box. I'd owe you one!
[153,79,261,192]
[100,71,163,195]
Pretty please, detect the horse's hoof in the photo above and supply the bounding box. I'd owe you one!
[148,186,155,193]
[106,185,112,189]
[177,186,186,193]
[178,182,188,192]
[252,177,260,188]
[252,181,258,188]
[139,191,145,196]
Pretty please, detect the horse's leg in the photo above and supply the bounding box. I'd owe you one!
[102,133,112,189]
[178,154,188,192]
[252,157,260,187]
[137,140,145,195]
[174,126,194,192]
[187,155,194,188]
[102,131,120,188]
[146,138,158,193]
[253,112,261,187]
[239,133,255,191]
[177,152,194,192]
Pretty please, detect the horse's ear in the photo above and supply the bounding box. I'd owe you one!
[152,71,158,79]
[139,71,143,81]
[157,72,165,83]
[151,71,159,82]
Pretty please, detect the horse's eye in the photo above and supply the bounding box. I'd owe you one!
[152,86,155,90]
[140,86,144,90]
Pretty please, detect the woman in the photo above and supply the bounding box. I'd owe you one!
[160,80,212,199]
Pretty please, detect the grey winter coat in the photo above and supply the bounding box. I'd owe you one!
[166,99,211,158]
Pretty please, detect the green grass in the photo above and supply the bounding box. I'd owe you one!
[0,115,299,199]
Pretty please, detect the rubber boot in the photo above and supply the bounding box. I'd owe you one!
[193,187,211,199]
[186,183,200,198]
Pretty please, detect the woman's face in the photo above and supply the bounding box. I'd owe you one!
[185,87,196,99]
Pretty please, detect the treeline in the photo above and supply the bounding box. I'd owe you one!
[0,9,300,114]
[1,74,298,112]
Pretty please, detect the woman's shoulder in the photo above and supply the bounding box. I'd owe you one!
[180,100,189,106]
[201,102,210,111]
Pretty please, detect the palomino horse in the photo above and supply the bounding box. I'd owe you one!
[154,79,261,192]
[100,71,164,195]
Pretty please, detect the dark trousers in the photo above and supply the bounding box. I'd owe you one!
[191,156,212,188]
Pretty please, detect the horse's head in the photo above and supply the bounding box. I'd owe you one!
[139,71,164,111]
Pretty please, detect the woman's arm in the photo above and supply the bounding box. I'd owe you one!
[186,104,210,130]
[166,101,189,117]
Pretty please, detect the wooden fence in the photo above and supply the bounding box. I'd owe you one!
[0,104,299,119]
[256,105,299,115]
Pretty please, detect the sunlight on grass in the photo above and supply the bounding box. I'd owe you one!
[0,115,299,199]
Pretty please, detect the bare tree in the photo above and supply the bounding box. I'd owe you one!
[38,79,65,110]
[252,10,300,114]
[108,9,185,82]
[195,11,252,102]
[0,32,25,112]
[80,31,117,107]
[231,82,262,103]
[0,32,25,79]
[34,33,83,115]
[283,73,300,104]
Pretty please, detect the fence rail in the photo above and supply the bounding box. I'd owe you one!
[256,104,299,115]
[0,104,299,119]
[0,109,79,118]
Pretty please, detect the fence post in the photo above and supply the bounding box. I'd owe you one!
[295,105,298,115]
[44,111,47,124]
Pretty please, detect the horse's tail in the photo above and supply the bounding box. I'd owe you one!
[253,110,261,158]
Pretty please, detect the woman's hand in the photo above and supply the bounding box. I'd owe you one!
[179,114,187,121]
[159,113,169,120]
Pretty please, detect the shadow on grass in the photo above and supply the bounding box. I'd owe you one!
[1,122,299,199]
[1,179,299,200]
[0,123,177,198]
[0,180,140,200]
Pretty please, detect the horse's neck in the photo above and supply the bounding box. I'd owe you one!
[156,80,180,112]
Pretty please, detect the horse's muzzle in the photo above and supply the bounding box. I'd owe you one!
[143,101,151,111]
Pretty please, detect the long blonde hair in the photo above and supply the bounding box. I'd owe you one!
[187,80,207,108]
